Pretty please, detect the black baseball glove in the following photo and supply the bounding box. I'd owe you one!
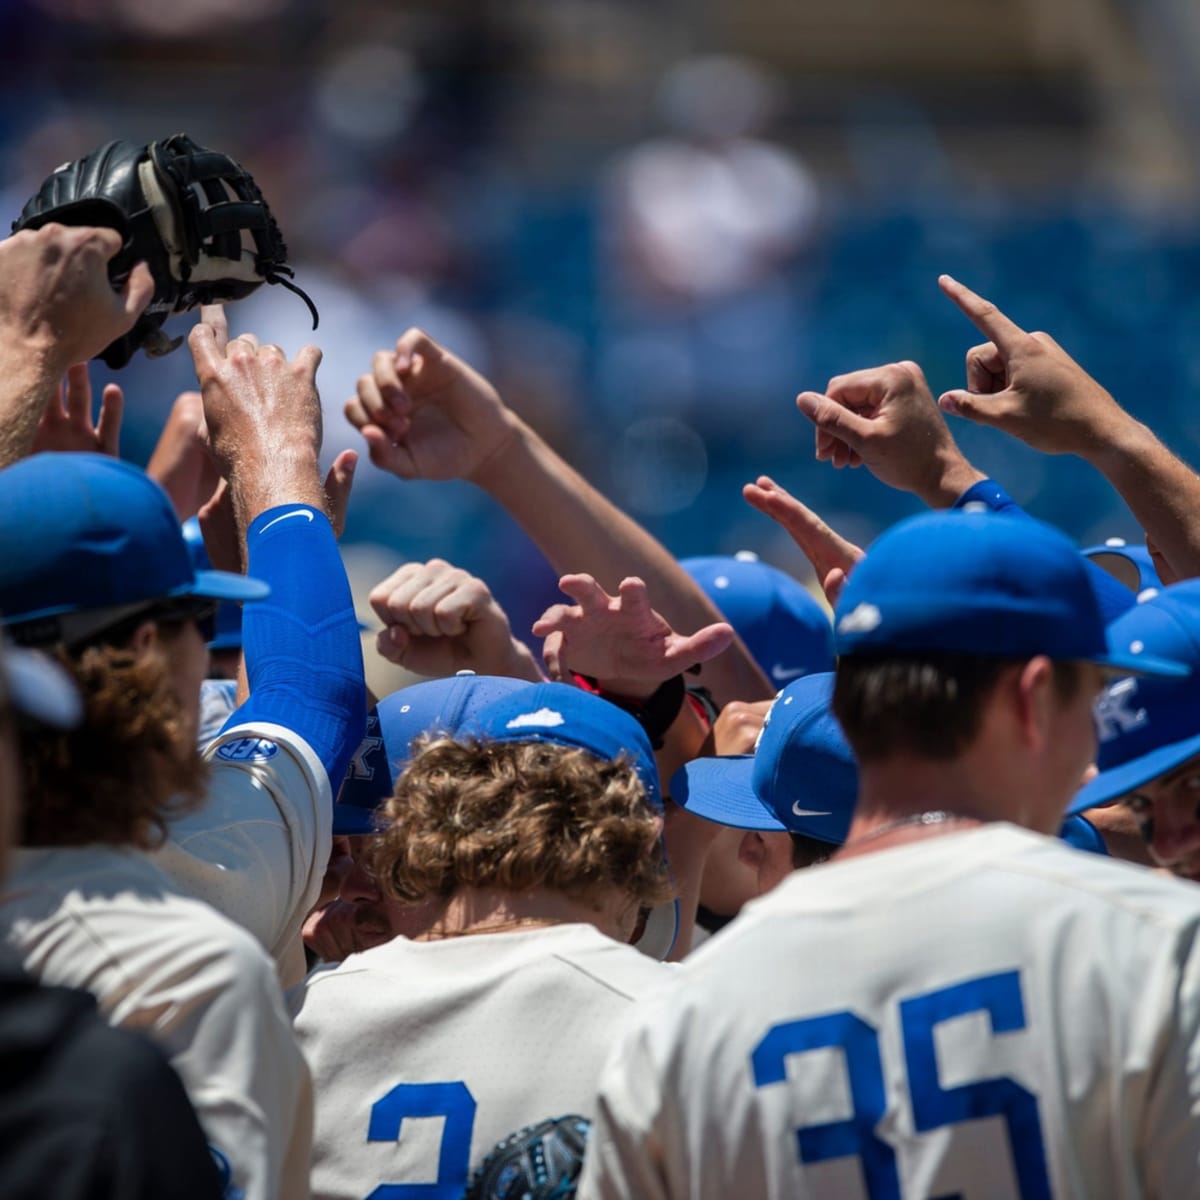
[463,1114,590,1200]
[13,133,318,369]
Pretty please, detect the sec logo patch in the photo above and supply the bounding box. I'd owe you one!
[216,737,280,762]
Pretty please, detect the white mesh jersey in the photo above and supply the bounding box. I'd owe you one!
[579,824,1200,1200]
[293,922,673,1200]
[1,845,313,1200]
[155,719,332,988]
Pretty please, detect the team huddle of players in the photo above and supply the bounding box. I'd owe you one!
[1,219,1199,1200]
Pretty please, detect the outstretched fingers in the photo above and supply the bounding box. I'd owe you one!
[938,275,1026,354]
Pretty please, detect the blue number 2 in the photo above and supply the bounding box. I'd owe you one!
[365,1081,477,1200]
[751,969,1052,1199]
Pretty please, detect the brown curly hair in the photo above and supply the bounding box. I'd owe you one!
[18,642,208,849]
[369,736,674,911]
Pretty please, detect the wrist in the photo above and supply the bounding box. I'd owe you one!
[468,414,535,494]
[505,639,547,684]
[575,673,686,749]
[918,449,987,510]
[1080,410,1155,477]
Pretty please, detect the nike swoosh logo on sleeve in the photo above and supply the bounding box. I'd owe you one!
[259,508,315,533]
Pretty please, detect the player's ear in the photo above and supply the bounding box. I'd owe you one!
[736,831,766,870]
[1013,655,1056,751]
[127,619,160,657]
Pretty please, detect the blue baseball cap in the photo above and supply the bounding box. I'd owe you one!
[0,455,269,643]
[182,518,244,651]
[464,682,662,811]
[464,682,676,958]
[669,673,857,842]
[681,552,834,688]
[334,672,533,836]
[1083,538,1162,599]
[2,639,82,729]
[1068,581,1200,815]
[834,510,1188,678]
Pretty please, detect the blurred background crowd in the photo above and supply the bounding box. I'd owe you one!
[4,0,1200,661]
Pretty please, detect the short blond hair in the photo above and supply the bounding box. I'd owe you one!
[369,736,673,910]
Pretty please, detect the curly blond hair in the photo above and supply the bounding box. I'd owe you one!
[369,736,673,911]
[18,642,208,849]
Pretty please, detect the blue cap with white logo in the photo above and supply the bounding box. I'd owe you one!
[334,672,533,835]
[464,681,676,958]
[464,682,661,811]
[1069,581,1200,814]
[669,672,857,842]
[681,553,834,688]
[834,510,1189,679]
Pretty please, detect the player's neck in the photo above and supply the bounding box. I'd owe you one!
[840,753,1015,858]
[415,886,632,943]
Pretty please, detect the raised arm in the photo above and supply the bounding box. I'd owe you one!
[345,330,773,707]
[369,557,545,682]
[937,274,1200,580]
[165,305,366,983]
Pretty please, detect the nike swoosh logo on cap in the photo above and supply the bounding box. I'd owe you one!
[792,802,833,817]
[260,508,315,534]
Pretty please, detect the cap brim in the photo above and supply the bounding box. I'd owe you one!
[632,898,679,961]
[1091,648,1190,679]
[187,569,271,603]
[5,645,82,729]
[1068,730,1200,815]
[669,756,787,832]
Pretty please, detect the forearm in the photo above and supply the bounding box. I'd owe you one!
[232,507,367,788]
[225,446,328,542]
[0,347,57,466]
[475,420,772,705]
[1085,417,1200,581]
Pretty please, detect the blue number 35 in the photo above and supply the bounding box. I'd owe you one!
[751,969,1052,1200]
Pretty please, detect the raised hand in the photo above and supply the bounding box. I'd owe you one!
[344,330,518,483]
[0,223,153,370]
[937,274,1130,455]
[534,574,734,699]
[743,475,863,605]
[189,306,323,469]
[146,390,218,520]
[796,360,985,507]
[368,558,544,681]
[32,363,123,456]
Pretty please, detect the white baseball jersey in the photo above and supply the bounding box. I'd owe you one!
[1,845,313,1200]
[580,823,1200,1200]
[293,922,673,1200]
[156,718,331,988]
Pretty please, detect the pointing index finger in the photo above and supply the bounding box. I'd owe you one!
[938,275,1027,354]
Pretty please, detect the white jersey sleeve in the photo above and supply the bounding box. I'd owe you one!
[156,719,331,988]
[2,847,314,1200]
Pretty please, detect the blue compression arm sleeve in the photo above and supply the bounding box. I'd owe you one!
[953,479,1138,623]
[225,504,366,789]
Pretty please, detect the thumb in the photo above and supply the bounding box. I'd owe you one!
[938,389,1008,426]
[324,449,358,538]
[796,391,872,453]
[122,262,155,321]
